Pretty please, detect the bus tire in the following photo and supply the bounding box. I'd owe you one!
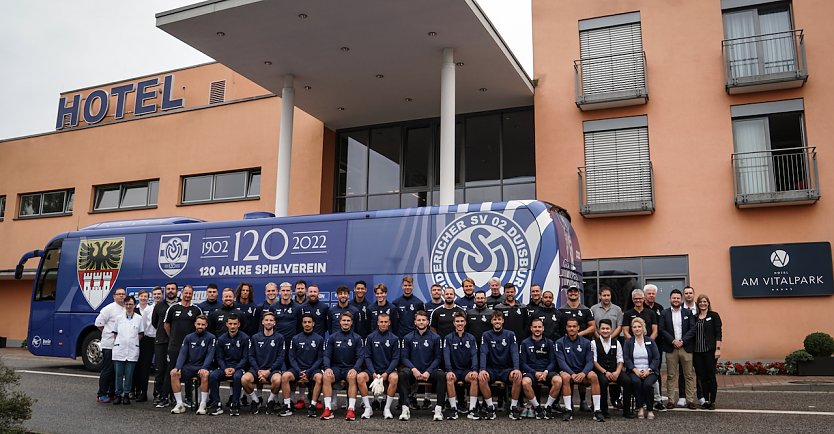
[81,330,103,372]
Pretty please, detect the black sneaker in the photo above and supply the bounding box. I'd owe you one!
[241,395,249,406]
[623,410,635,419]
[422,398,433,409]
[250,399,261,414]
[553,404,566,414]
[613,398,623,409]
[653,402,666,412]
[510,406,522,420]
[409,394,418,409]
[579,401,592,412]
[265,401,277,415]
[113,396,122,405]
[211,403,224,416]
[230,404,240,417]
[279,405,293,417]
[122,395,131,406]
[446,408,458,420]
[593,410,605,422]
[562,410,573,421]
[535,406,547,420]
[307,404,318,418]
[155,398,169,408]
[484,405,496,420]
[456,403,469,415]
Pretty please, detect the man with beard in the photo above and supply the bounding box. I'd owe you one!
[208,314,248,416]
[328,286,360,335]
[443,311,479,419]
[357,313,400,420]
[321,312,364,421]
[256,282,280,328]
[350,281,372,338]
[430,287,465,338]
[300,284,329,337]
[478,311,522,420]
[456,278,476,310]
[393,276,425,338]
[242,312,285,415]
[170,315,215,415]
[398,311,444,421]
[531,290,560,341]
[208,288,244,337]
[281,314,324,417]
[163,285,203,408]
[293,280,307,305]
[153,282,179,407]
[465,291,493,341]
[520,318,563,419]
[197,283,222,315]
[424,284,445,319]
[494,283,529,340]
[556,317,604,423]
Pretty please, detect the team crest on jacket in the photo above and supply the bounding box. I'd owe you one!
[77,237,125,310]
[158,233,191,278]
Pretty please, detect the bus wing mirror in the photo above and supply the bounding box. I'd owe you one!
[14,264,24,280]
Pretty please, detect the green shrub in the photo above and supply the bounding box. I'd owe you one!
[803,332,834,358]
[0,358,34,432]
[785,349,814,375]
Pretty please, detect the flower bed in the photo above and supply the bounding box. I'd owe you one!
[715,361,787,375]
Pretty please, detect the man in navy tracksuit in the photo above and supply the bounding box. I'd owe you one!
[520,317,563,419]
[208,314,248,416]
[327,286,360,335]
[299,284,329,337]
[241,312,285,415]
[393,276,424,337]
[556,317,604,422]
[424,283,445,319]
[455,278,476,310]
[478,310,522,420]
[357,312,401,420]
[281,314,324,418]
[270,282,300,349]
[443,311,479,419]
[321,311,364,421]
[350,281,372,338]
[170,315,216,415]
[368,283,400,334]
[398,310,444,421]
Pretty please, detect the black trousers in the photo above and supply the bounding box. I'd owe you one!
[154,342,170,398]
[693,350,717,403]
[597,372,631,414]
[398,368,445,409]
[97,349,114,397]
[133,336,155,396]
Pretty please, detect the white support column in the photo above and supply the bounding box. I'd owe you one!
[439,48,456,206]
[275,74,295,217]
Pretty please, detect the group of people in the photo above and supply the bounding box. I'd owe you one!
[93,276,723,422]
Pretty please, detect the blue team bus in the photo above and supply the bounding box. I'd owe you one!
[15,200,581,371]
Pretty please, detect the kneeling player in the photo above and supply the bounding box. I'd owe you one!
[443,311,479,419]
[556,317,604,422]
[357,313,400,419]
[281,314,324,417]
[322,312,364,421]
[478,311,522,420]
[520,318,563,419]
[241,312,285,414]
[170,315,216,415]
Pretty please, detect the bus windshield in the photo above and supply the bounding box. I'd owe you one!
[34,241,61,302]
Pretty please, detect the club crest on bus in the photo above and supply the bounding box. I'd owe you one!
[430,212,531,296]
[77,237,125,310]
[158,234,191,278]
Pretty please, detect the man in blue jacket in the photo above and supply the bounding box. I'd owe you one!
[208,314,248,416]
[556,317,604,422]
[660,289,697,410]
[241,312,285,415]
[398,310,444,421]
[357,312,400,420]
[327,286,360,335]
[280,313,324,417]
[170,315,216,415]
[520,318,562,420]
[478,311,522,420]
[443,311,479,419]
[300,284,329,337]
[350,281,372,338]
[393,276,425,338]
[321,311,364,421]
[368,283,400,335]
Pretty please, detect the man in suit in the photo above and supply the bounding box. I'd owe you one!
[660,289,697,410]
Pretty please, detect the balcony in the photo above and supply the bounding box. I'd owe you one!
[578,161,654,217]
[722,29,808,94]
[732,146,819,207]
[574,51,648,111]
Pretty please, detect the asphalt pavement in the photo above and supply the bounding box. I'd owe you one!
[4,350,833,434]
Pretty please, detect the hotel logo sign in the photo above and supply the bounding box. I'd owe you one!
[730,242,833,298]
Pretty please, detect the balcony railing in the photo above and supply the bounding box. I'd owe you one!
[722,29,808,94]
[574,51,648,111]
[732,146,819,207]
[578,161,654,217]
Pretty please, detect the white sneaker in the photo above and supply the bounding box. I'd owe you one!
[171,403,187,414]
[196,403,207,415]
[698,398,706,406]
[433,409,443,421]
[361,407,373,419]
[384,409,394,419]
[677,398,686,408]
[399,406,410,421]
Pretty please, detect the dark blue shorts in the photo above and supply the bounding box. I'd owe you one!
[249,369,280,383]
[486,368,512,383]
[331,367,354,382]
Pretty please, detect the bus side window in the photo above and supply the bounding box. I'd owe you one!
[34,249,59,302]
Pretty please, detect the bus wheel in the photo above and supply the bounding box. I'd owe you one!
[81,331,103,372]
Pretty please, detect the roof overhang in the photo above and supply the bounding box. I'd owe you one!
[157,0,533,130]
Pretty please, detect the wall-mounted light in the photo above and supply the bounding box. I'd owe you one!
[216,31,226,36]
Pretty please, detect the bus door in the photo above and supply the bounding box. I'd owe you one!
[28,240,61,356]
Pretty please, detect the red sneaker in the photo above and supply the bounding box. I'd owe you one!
[345,408,356,421]
[294,398,306,410]
[320,407,334,420]
[316,402,323,410]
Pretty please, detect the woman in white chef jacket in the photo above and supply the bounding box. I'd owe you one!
[112,295,145,405]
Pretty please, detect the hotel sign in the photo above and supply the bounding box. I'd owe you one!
[730,242,833,298]
[56,74,184,130]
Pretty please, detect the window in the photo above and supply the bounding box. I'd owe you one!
[182,169,260,204]
[93,180,159,211]
[0,196,5,220]
[723,1,797,81]
[575,12,647,108]
[18,189,74,218]
[335,107,535,212]
[582,255,688,310]
[580,116,653,216]
[731,98,817,205]
[34,241,62,302]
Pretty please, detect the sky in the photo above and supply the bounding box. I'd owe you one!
[0,0,531,141]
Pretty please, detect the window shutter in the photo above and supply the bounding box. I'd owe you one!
[579,23,644,97]
[584,127,651,204]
